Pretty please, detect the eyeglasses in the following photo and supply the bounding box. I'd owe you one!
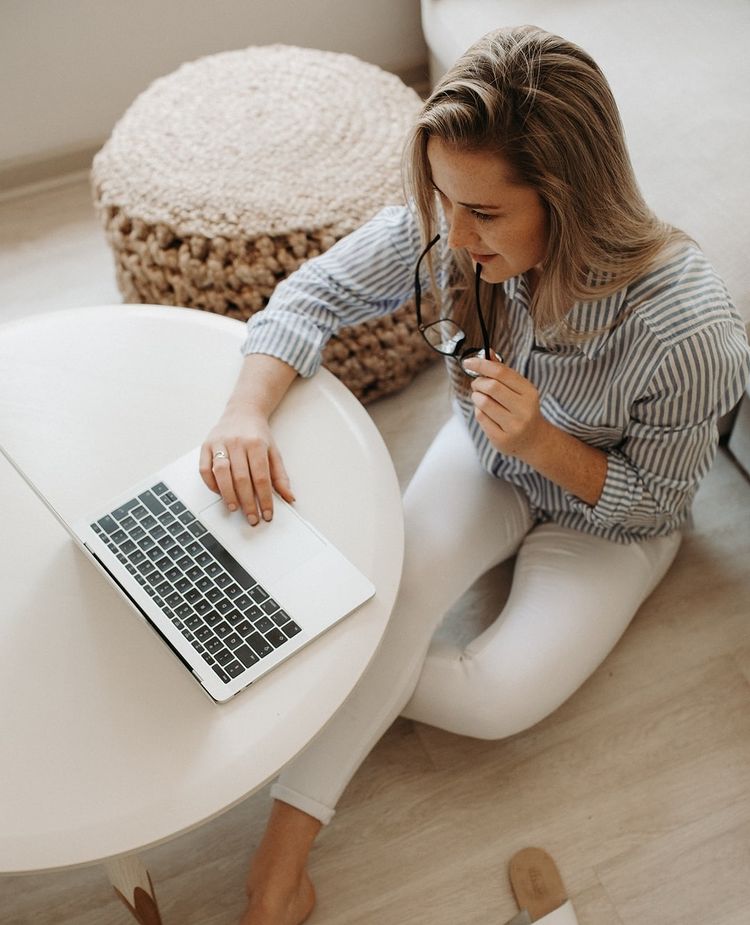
[414,233,497,378]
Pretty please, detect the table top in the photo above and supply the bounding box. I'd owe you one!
[0,305,404,873]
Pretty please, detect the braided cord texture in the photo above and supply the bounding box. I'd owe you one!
[92,44,436,402]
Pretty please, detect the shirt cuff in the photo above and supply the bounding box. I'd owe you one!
[240,311,328,378]
[566,449,642,527]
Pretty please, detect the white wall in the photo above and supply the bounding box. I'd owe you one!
[1,0,426,170]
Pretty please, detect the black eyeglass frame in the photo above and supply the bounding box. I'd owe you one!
[414,233,498,378]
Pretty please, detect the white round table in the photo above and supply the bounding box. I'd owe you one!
[0,305,404,921]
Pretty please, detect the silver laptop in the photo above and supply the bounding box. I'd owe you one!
[5,442,375,703]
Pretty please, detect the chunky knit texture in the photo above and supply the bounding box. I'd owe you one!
[91,44,437,402]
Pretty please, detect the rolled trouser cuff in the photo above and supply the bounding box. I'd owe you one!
[270,782,337,825]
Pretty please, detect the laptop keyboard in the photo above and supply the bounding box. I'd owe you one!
[90,481,302,684]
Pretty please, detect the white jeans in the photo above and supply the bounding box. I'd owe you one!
[271,415,682,824]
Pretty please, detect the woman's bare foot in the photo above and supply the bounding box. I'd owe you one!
[239,870,316,925]
[238,800,322,924]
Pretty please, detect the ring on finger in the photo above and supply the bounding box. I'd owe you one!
[212,449,229,464]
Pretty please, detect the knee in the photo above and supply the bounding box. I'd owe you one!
[453,658,566,741]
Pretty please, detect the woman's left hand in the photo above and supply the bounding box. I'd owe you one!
[463,355,549,462]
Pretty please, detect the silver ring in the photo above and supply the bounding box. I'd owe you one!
[213,450,228,460]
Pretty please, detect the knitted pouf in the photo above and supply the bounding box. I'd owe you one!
[91,44,437,403]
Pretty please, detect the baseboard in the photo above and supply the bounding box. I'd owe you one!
[0,144,102,202]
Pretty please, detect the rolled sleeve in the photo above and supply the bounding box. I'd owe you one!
[567,320,750,533]
[240,203,427,377]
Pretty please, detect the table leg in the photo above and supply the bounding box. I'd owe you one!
[105,855,164,925]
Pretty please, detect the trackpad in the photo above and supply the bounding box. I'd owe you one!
[199,497,325,585]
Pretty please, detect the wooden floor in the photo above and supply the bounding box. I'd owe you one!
[1,177,749,925]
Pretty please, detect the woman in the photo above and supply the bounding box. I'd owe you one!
[200,26,750,925]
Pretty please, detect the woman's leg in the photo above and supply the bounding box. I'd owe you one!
[401,521,682,738]
[240,415,533,923]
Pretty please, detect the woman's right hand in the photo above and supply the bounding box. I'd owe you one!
[199,405,295,526]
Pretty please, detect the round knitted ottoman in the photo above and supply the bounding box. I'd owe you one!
[91,44,437,403]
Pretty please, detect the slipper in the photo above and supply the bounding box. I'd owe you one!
[506,847,578,924]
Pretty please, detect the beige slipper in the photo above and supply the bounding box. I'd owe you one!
[506,848,578,924]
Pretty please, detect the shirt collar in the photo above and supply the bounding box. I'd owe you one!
[503,270,629,359]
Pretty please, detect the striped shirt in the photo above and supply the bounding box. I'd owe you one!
[241,204,750,543]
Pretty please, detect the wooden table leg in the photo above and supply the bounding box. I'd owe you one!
[105,855,164,925]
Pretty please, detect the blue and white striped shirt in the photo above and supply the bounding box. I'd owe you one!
[241,204,750,543]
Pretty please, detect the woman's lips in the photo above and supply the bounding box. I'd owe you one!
[469,251,496,263]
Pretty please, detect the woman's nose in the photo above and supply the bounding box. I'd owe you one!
[446,208,477,251]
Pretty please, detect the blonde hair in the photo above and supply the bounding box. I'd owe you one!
[402,25,688,352]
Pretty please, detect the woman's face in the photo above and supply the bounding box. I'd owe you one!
[426,137,549,287]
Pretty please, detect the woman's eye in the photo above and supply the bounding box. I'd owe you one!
[471,210,495,223]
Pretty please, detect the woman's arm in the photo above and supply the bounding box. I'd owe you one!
[199,354,298,523]
[465,322,750,530]
[464,355,607,505]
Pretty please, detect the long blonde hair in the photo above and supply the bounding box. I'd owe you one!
[403,25,688,351]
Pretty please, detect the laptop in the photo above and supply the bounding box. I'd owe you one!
[3,442,375,703]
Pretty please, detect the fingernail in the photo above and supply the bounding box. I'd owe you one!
[262,510,272,522]
[228,503,237,512]
[247,514,258,525]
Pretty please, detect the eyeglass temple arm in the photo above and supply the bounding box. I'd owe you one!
[414,233,441,328]
[474,262,492,360]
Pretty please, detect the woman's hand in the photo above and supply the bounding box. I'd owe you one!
[199,405,294,525]
[463,354,549,463]
[463,354,608,505]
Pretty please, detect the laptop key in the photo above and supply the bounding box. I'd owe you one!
[96,514,119,533]
[285,622,302,637]
[152,482,169,496]
[260,600,279,616]
[215,649,234,666]
[138,490,166,516]
[254,616,274,634]
[225,609,243,626]
[213,664,232,683]
[224,660,245,679]
[249,586,268,604]
[112,499,140,520]
[225,632,242,648]
[214,621,231,638]
[205,637,223,654]
[246,632,273,658]
[265,628,288,649]
[234,644,261,667]
[271,609,291,626]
